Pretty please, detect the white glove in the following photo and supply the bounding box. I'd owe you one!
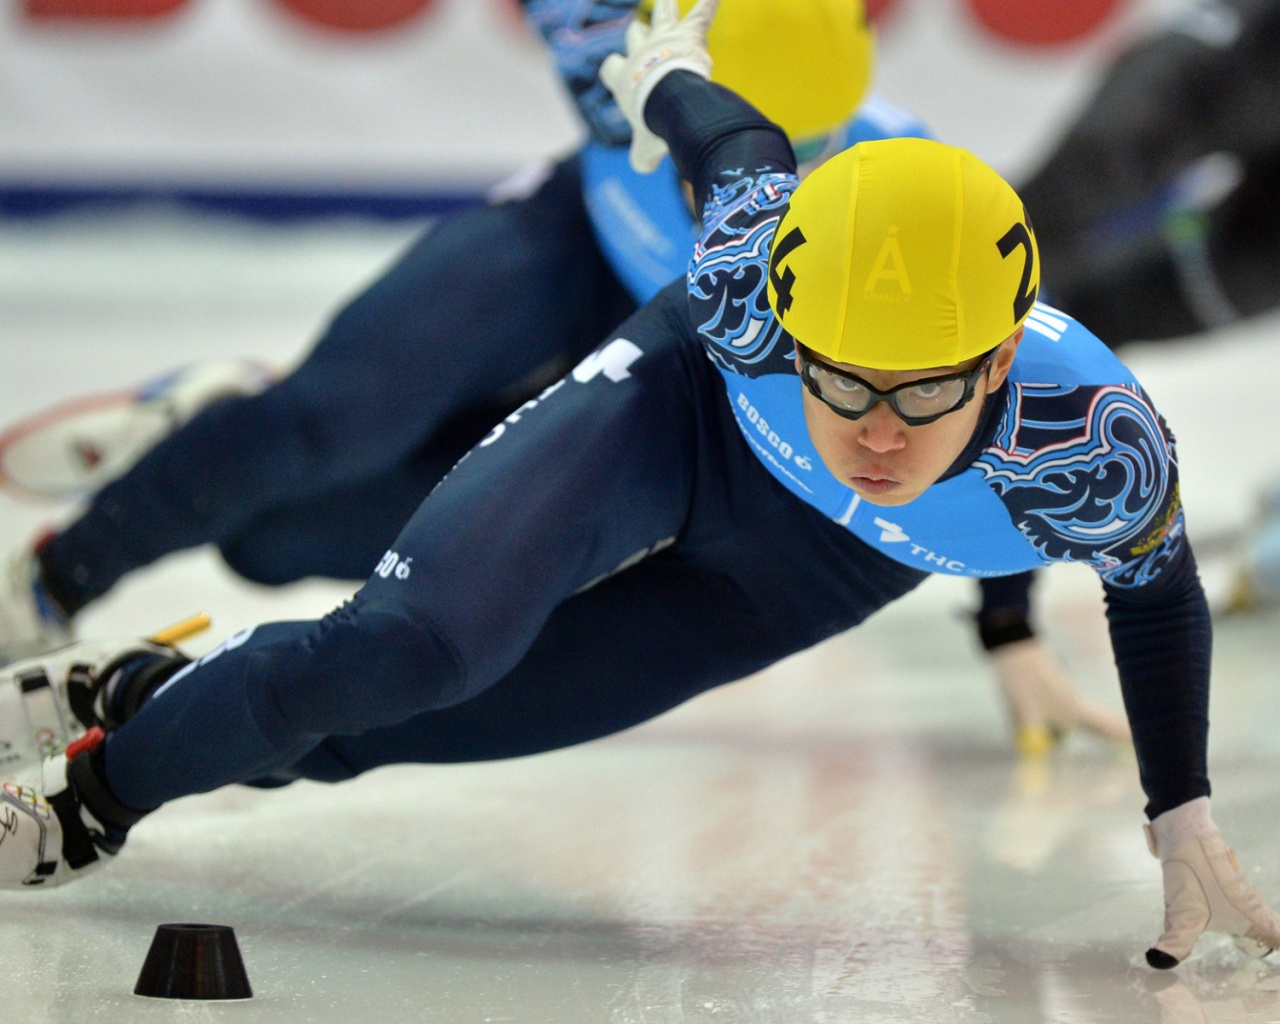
[1145,797,1280,968]
[988,638,1131,756]
[599,0,720,172]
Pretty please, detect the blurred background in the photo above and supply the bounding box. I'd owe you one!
[3,0,1265,624]
[7,4,1280,1022]
[1,0,1188,216]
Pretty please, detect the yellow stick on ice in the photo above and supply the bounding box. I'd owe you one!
[1014,724,1058,760]
[148,613,213,648]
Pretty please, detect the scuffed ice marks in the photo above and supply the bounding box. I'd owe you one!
[603,740,982,1023]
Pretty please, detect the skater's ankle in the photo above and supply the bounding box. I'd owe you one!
[33,532,84,621]
[66,730,154,837]
[98,652,190,729]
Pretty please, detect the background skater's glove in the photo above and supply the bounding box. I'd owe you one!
[988,638,1131,756]
[599,0,719,171]
[525,0,641,146]
[1145,797,1280,968]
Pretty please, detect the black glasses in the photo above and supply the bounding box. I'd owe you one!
[796,345,997,426]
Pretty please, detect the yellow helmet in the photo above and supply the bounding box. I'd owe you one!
[766,137,1040,370]
[640,0,875,143]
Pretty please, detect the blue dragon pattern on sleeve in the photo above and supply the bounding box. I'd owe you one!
[690,171,798,372]
[976,379,1184,588]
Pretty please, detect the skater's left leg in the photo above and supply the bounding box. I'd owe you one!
[31,157,632,623]
[94,296,706,812]
[279,512,928,780]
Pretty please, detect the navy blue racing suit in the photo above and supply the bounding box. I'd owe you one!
[100,77,1210,823]
[37,19,936,608]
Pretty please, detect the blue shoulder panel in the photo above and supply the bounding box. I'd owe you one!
[580,143,696,305]
[581,99,934,305]
[976,306,1184,589]
[837,94,933,146]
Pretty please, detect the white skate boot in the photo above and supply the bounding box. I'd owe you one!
[0,358,274,500]
[0,727,141,888]
[0,544,72,666]
[0,637,188,774]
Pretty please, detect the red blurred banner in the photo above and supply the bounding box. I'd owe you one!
[24,0,1131,44]
[25,0,189,17]
[22,0,449,29]
[271,0,444,32]
[869,0,1131,43]
[965,0,1127,44]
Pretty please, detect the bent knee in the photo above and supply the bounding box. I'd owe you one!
[292,597,472,731]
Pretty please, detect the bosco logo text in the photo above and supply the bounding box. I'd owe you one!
[376,550,413,580]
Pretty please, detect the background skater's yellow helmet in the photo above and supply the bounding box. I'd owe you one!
[767,137,1041,370]
[640,0,875,142]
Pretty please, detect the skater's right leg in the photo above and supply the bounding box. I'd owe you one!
[0,291,698,886]
[0,727,144,888]
[279,504,928,780]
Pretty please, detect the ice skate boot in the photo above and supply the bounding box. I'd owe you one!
[0,358,274,499]
[0,543,72,665]
[0,637,189,774]
[0,727,145,888]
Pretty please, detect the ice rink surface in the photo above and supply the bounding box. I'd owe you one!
[2,209,1280,1024]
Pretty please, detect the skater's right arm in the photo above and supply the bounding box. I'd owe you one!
[598,0,800,380]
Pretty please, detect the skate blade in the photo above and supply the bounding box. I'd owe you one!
[149,614,212,647]
[1234,936,1275,959]
[0,391,171,500]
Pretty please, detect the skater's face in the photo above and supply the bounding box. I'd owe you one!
[795,330,1021,506]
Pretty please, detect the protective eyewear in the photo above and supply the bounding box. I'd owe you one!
[796,345,997,426]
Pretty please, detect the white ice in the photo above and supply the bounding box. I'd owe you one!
[2,206,1280,1024]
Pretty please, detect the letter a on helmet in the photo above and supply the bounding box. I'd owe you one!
[766,137,1041,370]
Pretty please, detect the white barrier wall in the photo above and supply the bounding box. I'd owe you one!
[0,0,1183,207]
[2,0,581,199]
